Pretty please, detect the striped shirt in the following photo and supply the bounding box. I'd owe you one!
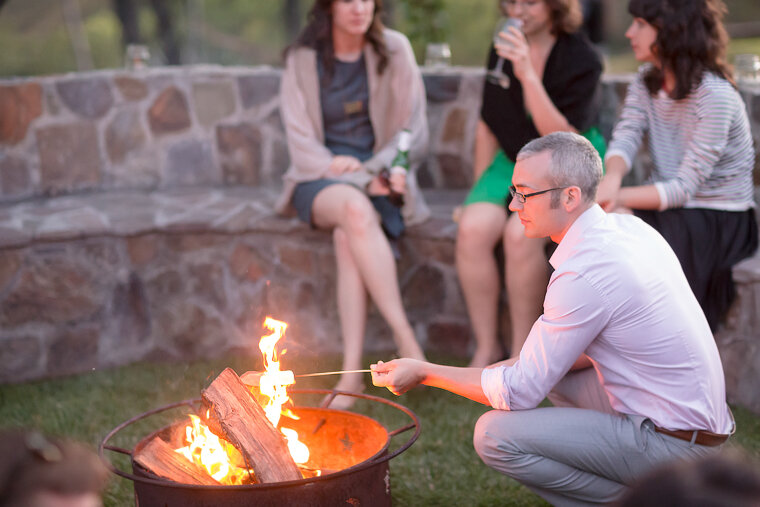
[606,67,755,211]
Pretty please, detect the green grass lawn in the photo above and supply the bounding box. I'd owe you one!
[1,353,758,506]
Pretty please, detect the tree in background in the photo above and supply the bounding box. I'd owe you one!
[397,0,448,58]
[283,0,302,43]
[111,0,180,64]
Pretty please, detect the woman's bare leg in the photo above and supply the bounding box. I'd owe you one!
[312,184,424,361]
[504,213,550,357]
[456,202,508,367]
[332,227,367,393]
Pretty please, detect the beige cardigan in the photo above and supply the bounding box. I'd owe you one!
[276,29,430,225]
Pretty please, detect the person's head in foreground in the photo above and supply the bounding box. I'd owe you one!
[508,131,603,242]
[616,449,760,507]
[626,0,732,99]
[0,429,109,507]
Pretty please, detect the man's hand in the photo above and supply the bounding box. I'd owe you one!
[328,155,362,175]
[370,359,425,395]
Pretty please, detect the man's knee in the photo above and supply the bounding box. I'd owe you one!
[473,410,519,468]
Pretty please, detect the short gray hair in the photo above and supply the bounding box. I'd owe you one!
[516,132,603,205]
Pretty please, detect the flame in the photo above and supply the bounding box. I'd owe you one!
[258,317,310,464]
[175,415,250,484]
[259,317,295,427]
[174,316,311,482]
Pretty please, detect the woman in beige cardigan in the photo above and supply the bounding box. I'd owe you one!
[277,0,429,407]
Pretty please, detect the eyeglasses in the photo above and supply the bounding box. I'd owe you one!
[501,0,543,10]
[509,185,567,204]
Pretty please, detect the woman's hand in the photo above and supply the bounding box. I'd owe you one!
[596,156,627,212]
[367,175,390,195]
[495,27,536,83]
[328,155,362,175]
[388,171,406,195]
[371,359,425,395]
[596,174,622,212]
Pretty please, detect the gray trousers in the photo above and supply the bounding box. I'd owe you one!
[472,368,719,506]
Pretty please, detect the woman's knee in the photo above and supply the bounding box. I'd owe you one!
[457,209,502,256]
[341,197,378,237]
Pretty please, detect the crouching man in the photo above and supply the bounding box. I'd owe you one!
[372,132,732,505]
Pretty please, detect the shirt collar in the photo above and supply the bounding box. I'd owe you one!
[549,204,606,269]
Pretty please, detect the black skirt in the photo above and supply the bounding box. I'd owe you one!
[634,207,758,332]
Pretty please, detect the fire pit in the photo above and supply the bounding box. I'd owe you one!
[99,389,420,507]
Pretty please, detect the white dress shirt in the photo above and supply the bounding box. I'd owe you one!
[482,205,732,434]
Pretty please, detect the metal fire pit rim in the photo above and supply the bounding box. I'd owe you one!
[99,388,420,491]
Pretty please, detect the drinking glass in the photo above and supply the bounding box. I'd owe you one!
[486,17,523,89]
[425,42,452,68]
[125,44,150,70]
[734,54,760,86]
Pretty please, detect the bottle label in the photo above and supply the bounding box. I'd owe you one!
[397,130,411,152]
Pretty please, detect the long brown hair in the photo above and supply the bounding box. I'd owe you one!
[285,0,389,79]
[628,0,734,99]
[543,0,583,35]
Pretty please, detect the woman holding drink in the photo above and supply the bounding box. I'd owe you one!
[275,0,429,407]
[456,0,606,367]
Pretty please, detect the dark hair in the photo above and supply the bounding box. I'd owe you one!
[285,0,389,80]
[628,0,734,99]
[502,0,583,35]
[544,0,584,35]
[0,430,110,506]
[616,449,760,507]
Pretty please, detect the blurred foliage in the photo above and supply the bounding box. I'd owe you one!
[0,0,758,76]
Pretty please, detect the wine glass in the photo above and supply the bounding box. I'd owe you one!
[486,17,523,89]
[425,42,452,68]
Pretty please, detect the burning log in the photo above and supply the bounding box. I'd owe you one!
[134,436,221,486]
[201,367,302,483]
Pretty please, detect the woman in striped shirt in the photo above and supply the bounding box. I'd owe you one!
[598,0,758,331]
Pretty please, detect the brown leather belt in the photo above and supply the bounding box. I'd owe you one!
[654,426,729,447]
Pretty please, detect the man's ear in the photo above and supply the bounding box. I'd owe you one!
[563,186,583,212]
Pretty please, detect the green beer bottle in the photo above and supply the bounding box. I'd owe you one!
[382,129,411,207]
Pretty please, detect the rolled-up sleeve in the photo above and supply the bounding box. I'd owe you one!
[481,271,610,410]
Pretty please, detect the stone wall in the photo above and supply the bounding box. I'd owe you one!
[2,65,759,201]
[1,67,759,404]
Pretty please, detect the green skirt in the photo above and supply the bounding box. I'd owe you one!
[464,126,607,206]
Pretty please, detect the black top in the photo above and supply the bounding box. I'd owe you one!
[481,31,603,161]
[318,55,376,162]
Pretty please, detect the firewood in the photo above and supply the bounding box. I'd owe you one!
[134,436,220,486]
[201,367,302,483]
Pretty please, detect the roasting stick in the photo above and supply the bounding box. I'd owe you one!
[240,369,372,386]
[295,369,372,378]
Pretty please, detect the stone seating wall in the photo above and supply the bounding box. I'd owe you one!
[1,66,759,412]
